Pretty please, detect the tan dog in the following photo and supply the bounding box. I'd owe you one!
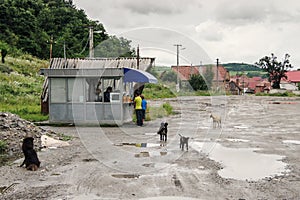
[210,114,221,128]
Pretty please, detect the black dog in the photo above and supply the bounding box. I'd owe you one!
[179,134,189,151]
[157,122,168,142]
[20,137,40,171]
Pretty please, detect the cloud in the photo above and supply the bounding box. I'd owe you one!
[122,0,202,15]
[195,20,225,42]
[215,1,269,25]
[73,0,300,68]
[214,0,300,26]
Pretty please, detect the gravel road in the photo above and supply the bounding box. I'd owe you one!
[0,95,300,200]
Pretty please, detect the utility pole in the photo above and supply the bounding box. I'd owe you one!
[89,26,94,58]
[216,58,219,90]
[49,35,54,61]
[137,45,140,69]
[63,41,66,60]
[174,44,182,92]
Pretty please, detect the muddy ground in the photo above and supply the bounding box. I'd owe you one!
[0,95,300,200]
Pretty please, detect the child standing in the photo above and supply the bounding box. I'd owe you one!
[141,95,147,122]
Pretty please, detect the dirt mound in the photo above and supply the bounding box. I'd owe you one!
[0,112,56,159]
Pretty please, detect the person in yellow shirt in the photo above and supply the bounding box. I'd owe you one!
[134,92,143,126]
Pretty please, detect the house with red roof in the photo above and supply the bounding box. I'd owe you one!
[171,65,200,81]
[230,75,270,94]
[171,65,230,89]
[281,70,300,90]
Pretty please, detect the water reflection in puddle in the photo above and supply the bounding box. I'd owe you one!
[140,197,200,200]
[282,140,300,145]
[192,142,289,181]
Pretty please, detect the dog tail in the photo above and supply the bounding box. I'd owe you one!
[178,133,182,137]
[26,164,38,171]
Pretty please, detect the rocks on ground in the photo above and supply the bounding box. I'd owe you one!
[0,112,61,160]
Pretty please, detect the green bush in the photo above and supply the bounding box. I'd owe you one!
[162,102,173,115]
[0,64,13,74]
[0,140,8,154]
[255,92,298,97]
[143,83,176,99]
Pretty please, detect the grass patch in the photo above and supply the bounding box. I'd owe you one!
[143,83,176,99]
[148,103,173,120]
[132,102,174,122]
[47,132,73,141]
[0,140,8,154]
[162,102,173,115]
[0,55,49,122]
[255,91,300,97]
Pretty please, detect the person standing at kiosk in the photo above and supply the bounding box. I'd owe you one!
[104,86,112,102]
[134,92,143,126]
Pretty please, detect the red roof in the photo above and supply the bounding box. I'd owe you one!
[171,65,229,81]
[282,71,300,83]
[230,75,270,90]
[171,66,200,81]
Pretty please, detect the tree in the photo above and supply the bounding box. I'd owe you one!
[203,66,214,90]
[256,53,293,89]
[161,71,177,83]
[94,36,135,58]
[189,74,208,91]
[0,42,9,63]
[0,0,109,59]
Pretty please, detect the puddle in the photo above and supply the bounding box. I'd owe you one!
[145,132,157,136]
[135,151,168,158]
[142,163,155,167]
[269,101,298,104]
[226,138,249,143]
[233,125,248,129]
[111,174,140,179]
[135,152,150,157]
[140,197,200,200]
[149,143,162,147]
[82,158,98,162]
[283,140,300,145]
[115,143,161,148]
[192,142,289,181]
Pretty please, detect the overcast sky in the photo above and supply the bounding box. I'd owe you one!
[73,0,300,68]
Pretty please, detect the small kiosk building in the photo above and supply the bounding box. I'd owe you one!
[40,58,157,125]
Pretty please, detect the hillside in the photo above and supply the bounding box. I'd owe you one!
[222,63,261,71]
[0,54,48,121]
[222,63,267,77]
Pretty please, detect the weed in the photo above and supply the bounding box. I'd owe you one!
[58,133,72,141]
[0,140,8,154]
[162,102,173,115]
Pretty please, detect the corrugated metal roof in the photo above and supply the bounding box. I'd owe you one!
[41,57,155,102]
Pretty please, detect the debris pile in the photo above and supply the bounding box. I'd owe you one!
[0,112,56,156]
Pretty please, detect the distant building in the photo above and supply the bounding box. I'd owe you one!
[281,70,300,90]
[40,57,156,125]
[171,65,230,89]
[230,75,270,94]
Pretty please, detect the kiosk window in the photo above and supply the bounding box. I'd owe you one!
[50,78,66,103]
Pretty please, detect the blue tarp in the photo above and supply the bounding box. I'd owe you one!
[123,68,158,83]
